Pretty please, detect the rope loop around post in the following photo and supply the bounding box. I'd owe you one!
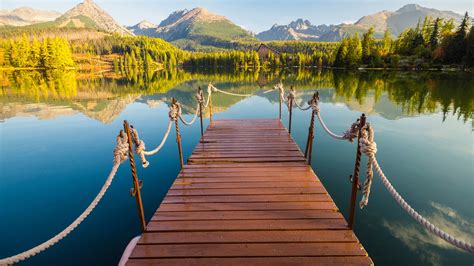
[113,130,129,165]
[276,81,286,103]
[130,126,150,168]
[343,120,361,143]
[169,98,182,122]
[208,83,217,94]
[196,87,204,105]
[308,91,320,113]
[359,123,376,208]
[286,87,295,110]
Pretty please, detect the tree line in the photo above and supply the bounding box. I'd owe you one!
[0,35,74,69]
[333,12,473,68]
[1,12,471,71]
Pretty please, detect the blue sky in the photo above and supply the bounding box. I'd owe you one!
[1,0,472,32]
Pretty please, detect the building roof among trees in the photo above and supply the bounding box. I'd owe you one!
[257,43,281,54]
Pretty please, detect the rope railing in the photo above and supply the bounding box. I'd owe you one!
[357,125,474,253]
[0,131,131,265]
[0,101,185,265]
[268,85,473,253]
[142,120,173,156]
[208,83,254,97]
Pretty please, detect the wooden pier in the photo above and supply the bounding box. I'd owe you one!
[125,119,372,265]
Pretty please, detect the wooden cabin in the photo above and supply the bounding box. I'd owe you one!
[257,43,280,60]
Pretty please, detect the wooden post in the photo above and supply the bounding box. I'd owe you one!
[172,98,184,169]
[304,110,316,164]
[209,92,213,124]
[123,120,146,233]
[198,87,204,138]
[288,86,293,134]
[348,113,366,229]
[279,92,282,120]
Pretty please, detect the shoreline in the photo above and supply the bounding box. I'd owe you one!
[0,65,472,73]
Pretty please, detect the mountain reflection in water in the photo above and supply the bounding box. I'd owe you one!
[0,69,472,126]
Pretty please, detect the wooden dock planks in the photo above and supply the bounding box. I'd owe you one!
[126,119,372,265]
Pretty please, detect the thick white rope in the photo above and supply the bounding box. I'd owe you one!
[179,106,199,126]
[0,132,130,265]
[286,88,295,110]
[358,126,474,253]
[359,124,375,209]
[316,112,359,142]
[277,83,287,103]
[293,98,312,111]
[130,127,149,168]
[208,83,253,97]
[205,84,214,108]
[142,120,173,156]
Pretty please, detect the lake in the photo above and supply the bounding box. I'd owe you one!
[0,68,473,265]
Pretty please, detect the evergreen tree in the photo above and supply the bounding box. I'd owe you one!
[444,12,470,63]
[347,34,362,68]
[430,18,441,48]
[361,27,375,64]
[421,16,433,45]
[465,26,474,66]
[457,12,470,39]
[381,29,392,56]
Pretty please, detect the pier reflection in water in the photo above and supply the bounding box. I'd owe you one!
[0,68,472,265]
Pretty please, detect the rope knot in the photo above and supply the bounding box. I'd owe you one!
[130,126,149,168]
[308,92,320,113]
[359,125,377,157]
[113,130,129,165]
[359,124,376,209]
[286,87,295,109]
[275,81,284,97]
[208,83,217,94]
[196,87,204,104]
[169,99,182,121]
[342,120,360,142]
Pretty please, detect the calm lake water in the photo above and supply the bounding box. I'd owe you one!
[0,69,473,265]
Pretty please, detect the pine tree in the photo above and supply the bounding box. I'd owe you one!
[361,27,375,64]
[465,26,474,66]
[430,18,441,48]
[347,34,362,67]
[421,16,433,45]
[30,38,41,68]
[457,12,470,39]
[381,29,392,56]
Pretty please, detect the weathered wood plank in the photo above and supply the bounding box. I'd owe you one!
[146,219,348,231]
[130,243,367,258]
[151,210,343,221]
[157,202,338,211]
[127,257,372,266]
[162,194,331,203]
[138,230,357,244]
[171,181,320,189]
[166,187,327,196]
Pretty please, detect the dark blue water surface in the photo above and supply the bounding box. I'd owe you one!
[0,70,473,265]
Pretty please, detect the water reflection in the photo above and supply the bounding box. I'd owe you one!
[383,202,474,265]
[0,69,472,125]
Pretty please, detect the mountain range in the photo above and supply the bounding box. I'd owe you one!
[257,4,463,41]
[1,0,133,36]
[0,1,464,44]
[0,7,61,26]
[128,7,256,45]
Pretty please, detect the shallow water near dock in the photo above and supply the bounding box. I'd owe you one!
[0,69,473,265]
